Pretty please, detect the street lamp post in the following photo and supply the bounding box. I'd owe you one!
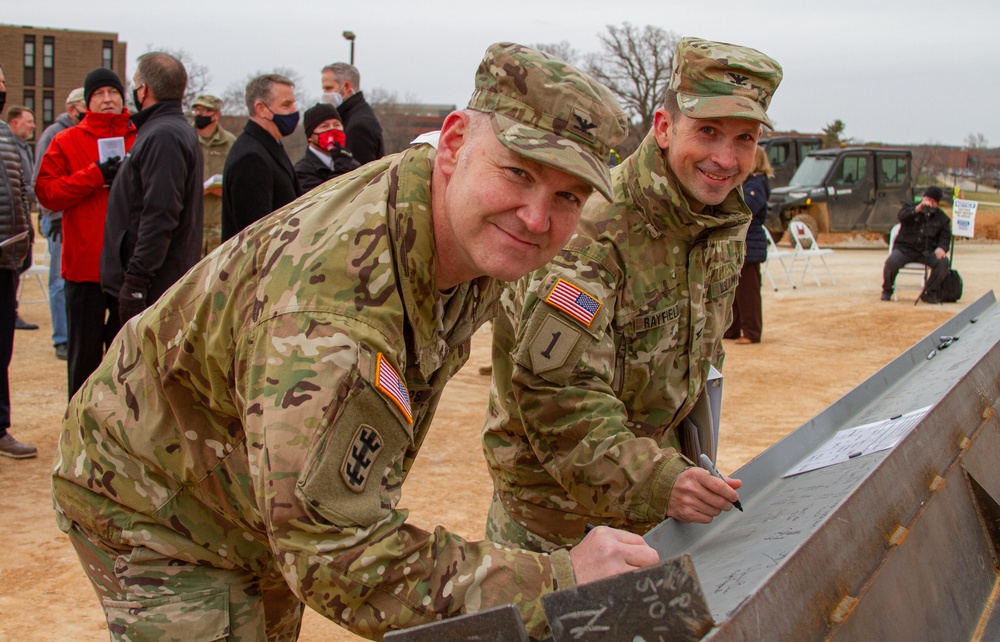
[342,31,356,65]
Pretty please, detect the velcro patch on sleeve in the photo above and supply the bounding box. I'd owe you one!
[340,424,383,493]
[545,279,602,327]
[375,353,412,424]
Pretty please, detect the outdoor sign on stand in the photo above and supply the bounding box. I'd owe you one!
[951,198,977,239]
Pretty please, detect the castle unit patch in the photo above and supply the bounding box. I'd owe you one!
[341,424,383,493]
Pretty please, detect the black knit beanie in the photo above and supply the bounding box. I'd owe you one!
[84,68,125,106]
[303,103,342,138]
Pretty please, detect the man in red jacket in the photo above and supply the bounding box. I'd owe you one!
[35,68,136,398]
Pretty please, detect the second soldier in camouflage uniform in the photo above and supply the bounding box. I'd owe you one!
[483,38,783,551]
[51,43,662,641]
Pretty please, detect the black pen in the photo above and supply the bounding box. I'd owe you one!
[699,453,743,512]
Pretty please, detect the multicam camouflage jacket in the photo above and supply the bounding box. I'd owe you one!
[52,144,574,639]
[484,130,751,548]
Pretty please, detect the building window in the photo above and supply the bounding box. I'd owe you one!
[23,36,36,87]
[23,90,35,115]
[43,36,55,87]
[102,40,114,69]
[42,91,55,129]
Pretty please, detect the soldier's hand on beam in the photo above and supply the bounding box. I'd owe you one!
[569,525,659,584]
[666,467,742,523]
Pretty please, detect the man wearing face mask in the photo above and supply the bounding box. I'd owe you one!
[320,62,385,165]
[192,94,236,256]
[100,52,203,325]
[294,103,360,192]
[221,74,302,242]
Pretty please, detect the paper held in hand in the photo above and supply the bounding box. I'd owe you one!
[203,174,223,190]
[98,137,126,163]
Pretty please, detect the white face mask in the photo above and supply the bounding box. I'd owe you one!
[320,92,343,107]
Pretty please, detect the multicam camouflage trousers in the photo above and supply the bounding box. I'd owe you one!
[65,522,304,641]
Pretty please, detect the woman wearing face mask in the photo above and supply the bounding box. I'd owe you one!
[295,104,361,193]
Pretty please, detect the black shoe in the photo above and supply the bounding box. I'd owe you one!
[55,343,68,361]
[921,294,941,304]
[880,292,892,301]
[14,316,39,330]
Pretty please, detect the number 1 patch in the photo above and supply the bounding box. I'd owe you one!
[528,314,582,374]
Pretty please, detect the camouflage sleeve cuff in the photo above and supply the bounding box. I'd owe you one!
[647,454,695,521]
[549,547,576,590]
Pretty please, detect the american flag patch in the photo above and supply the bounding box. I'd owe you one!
[545,279,602,327]
[375,353,412,424]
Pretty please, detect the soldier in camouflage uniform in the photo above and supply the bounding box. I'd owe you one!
[52,42,660,641]
[483,38,784,552]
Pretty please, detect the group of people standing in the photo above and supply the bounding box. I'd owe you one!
[1,55,387,460]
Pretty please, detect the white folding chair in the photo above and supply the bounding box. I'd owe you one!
[19,242,49,304]
[787,221,835,286]
[887,223,927,301]
[761,227,796,290]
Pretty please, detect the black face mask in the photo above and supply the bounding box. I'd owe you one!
[193,114,213,130]
[0,91,6,115]
[132,87,143,112]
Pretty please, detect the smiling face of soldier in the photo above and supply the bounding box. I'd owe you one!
[654,108,761,213]
[432,110,593,291]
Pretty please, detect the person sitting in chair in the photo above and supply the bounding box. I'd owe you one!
[882,186,951,303]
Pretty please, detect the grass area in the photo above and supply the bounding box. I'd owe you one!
[964,191,1000,205]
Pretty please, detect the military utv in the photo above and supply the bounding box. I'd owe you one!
[765,147,913,244]
[758,134,823,188]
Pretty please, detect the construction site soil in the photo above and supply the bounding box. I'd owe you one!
[1,225,997,641]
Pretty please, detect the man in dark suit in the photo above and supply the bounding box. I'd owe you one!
[221,74,302,242]
[320,63,385,165]
[294,103,360,193]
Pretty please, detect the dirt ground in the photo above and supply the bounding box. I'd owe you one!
[0,234,997,641]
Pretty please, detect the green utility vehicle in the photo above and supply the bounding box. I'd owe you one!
[765,147,913,243]
[757,134,823,188]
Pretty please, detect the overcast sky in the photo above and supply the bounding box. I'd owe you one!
[7,0,998,147]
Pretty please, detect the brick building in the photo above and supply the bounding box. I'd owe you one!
[0,24,127,133]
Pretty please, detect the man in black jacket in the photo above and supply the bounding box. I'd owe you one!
[294,103,360,192]
[100,52,204,324]
[221,74,302,242]
[882,186,951,303]
[320,63,385,164]
[0,66,36,459]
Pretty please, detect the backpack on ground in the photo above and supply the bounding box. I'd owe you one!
[937,269,963,303]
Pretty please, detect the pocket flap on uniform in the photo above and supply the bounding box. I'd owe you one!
[103,587,230,641]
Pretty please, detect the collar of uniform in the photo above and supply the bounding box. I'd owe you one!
[200,123,232,147]
[623,129,749,242]
[389,144,452,378]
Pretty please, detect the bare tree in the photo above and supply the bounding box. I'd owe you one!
[822,119,846,148]
[963,132,989,190]
[221,68,314,116]
[532,41,579,65]
[144,46,211,113]
[368,87,427,155]
[584,23,679,144]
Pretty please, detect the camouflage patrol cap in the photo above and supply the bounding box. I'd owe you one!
[192,94,223,111]
[670,37,782,128]
[468,42,628,201]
